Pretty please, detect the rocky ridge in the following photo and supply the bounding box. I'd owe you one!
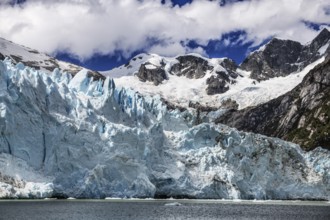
[0,37,105,81]
[217,55,330,151]
[135,54,239,95]
[103,29,330,113]
[241,28,330,80]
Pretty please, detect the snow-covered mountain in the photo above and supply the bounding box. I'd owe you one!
[0,59,329,199]
[216,29,330,151]
[0,37,105,81]
[218,55,330,151]
[102,29,330,110]
[0,29,330,200]
[103,53,324,110]
[241,28,330,80]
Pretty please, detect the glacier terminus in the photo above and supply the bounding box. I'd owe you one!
[0,59,329,200]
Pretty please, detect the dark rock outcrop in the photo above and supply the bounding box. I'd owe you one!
[170,55,213,79]
[206,74,230,95]
[137,63,167,86]
[161,98,186,112]
[206,58,238,95]
[86,70,106,81]
[220,58,239,78]
[241,39,303,80]
[188,101,218,112]
[217,57,330,151]
[220,98,239,110]
[0,52,5,61]
[298,28,330,66]
[0,37,105,81]
[241,28,330,81]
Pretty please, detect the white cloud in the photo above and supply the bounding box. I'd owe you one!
[149,42,187,56]
[0,0,329,60]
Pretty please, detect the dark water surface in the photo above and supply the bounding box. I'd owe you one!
[0,199,329,220]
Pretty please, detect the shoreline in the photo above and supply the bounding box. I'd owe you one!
[0,198,329,206]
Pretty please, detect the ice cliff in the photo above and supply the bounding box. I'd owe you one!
[0,59,329,200]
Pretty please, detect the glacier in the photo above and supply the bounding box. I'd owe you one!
[104,53,326,110]
[0,59,329,200]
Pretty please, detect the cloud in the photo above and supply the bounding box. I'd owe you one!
[0,0,329,60]
[149,41,207,57]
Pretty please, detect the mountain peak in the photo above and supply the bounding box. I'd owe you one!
[240,29,330,80]
[309,28,330,49]
[317,27,330,37]
[0,37,104,81]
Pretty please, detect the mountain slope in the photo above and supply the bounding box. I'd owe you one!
[0,37,105,81]
[102,29,330,111]
[103,53,242,108]
[217,56,330,151]
[103,53,324,111]
[241,28,330,80]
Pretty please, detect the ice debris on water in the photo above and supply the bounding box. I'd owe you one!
[165,202,182,206]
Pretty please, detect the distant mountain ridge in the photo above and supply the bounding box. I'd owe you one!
[217,55,330,151]
[0,37,105,81]
[214,29,330,151]
[241,28,330,80]
[103,28,330,112]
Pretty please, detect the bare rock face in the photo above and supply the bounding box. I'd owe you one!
[206,58,238,95]
[299,28,330,65]
[220,58,239,79]
[241,39,303,80]
[86,70,105,81]
[220,98,239,110]
[136,55,217,86]
[241,28,330,81]
[217,57,330,151]
[170,55,213,79]
[0,37,105,81]
[137,64,167,86]
[206,72,230,95]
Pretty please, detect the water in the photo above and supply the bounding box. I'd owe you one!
[0,199,329,220]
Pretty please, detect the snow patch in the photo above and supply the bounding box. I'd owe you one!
[111,54,325,109]
[318,41,330,55]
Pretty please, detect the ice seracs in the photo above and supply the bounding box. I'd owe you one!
[0,59,329,200]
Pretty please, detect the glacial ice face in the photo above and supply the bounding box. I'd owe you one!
[0,154,53,199]
[0,59,329,200]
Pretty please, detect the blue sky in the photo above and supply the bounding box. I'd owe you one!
[57,30,263,71]
[0,0,329,71]
[56,0,266,70]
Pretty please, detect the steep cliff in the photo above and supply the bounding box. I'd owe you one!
[217,57,330,151]
[240,28,330,80]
